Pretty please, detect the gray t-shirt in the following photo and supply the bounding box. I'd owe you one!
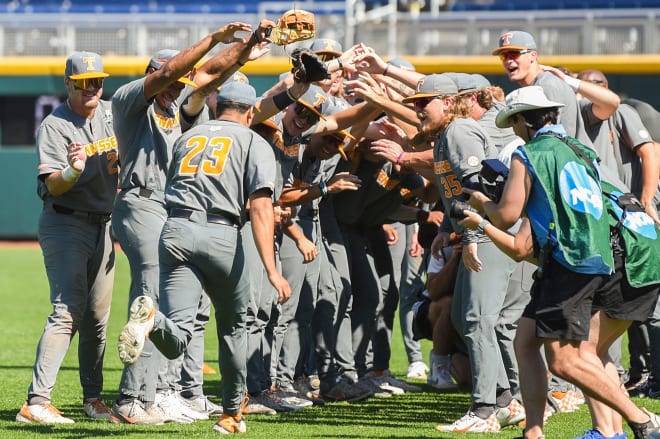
[165,119,276,224]
[533,71,593,148]
[37,99,118,213]
[581,100,659,205]
[112,77,193,192]
[479,103,520,152]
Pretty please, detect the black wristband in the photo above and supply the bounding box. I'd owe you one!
[272,90,295,111]
[416,210,430,224]
[249,30,260,46]
[237,60,246,67]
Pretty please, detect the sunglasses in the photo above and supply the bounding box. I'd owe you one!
[71,77,104,90]
[498,49,532,62]
[294,104,320,124]
[413,96,440,110]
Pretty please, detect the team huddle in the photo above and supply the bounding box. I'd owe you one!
[16,17,660,438]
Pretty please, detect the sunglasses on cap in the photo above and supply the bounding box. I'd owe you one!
[498,49,532,62]
[71,77,104,90]
[294,103,320,124]
[317,53,339,62]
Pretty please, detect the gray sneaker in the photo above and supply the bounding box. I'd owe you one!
[275,386,314,409]
[356,376,393,398]
[112,399,164,425]
[243,394,277,415]
[321,378,372,403]
[181,395,223,416]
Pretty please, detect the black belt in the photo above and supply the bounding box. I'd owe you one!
[52,204,111,224]
[138,187,153,198]
[168,207,237,227]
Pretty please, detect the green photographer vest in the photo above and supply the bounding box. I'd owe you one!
[521,133,614,273]
[602,180,660,288]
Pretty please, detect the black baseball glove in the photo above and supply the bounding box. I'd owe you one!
[291,49,330,83]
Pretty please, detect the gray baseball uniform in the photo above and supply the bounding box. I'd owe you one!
[244,116,302,396]
[434,117,518,410]
[148,118,276,414]
[30,98,117,405]
[111,76,196,405]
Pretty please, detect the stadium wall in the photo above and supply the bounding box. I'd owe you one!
[1,55,659,238]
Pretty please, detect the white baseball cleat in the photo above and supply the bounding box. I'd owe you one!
[117,295,155,365]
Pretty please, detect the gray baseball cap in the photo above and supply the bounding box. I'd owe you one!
[147,49,197,87]
[471,74,491,90]
[402,74,458,103]
[309,38,343,56]
[216,81,257,107]
[495,86,564,128]
[445,72,478,94]
[492,31,537,55]
[65,51,109,79]
[387,56,415,71]
[297,85,329,119]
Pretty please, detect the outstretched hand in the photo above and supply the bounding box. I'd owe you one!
[212,22,253,45]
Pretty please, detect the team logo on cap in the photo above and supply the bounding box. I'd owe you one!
[500,33,513,46]
[415,78,424,92]
[311,92,326,108]
[82,56,100,72]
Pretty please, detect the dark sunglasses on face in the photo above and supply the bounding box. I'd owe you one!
[413,96,440,110]
[294,104,320,124]
[499,49,532,62]
[72,77,104,90]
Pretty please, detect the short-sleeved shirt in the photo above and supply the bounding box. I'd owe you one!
[112,77,193,192]
[533,72,593,149]
[37,99,118,213]
[286,146,325,220]
[165,119,276,223]
[581,100,659,206]
[479,103,521,152]
[434,117,497,232]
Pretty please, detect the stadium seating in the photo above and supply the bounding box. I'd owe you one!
[449,0,660,10]
[2,0,349,14]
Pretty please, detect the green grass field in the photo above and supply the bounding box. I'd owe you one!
[1,246,658,438]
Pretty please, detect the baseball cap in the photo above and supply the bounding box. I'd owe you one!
[471,74,491,90]
[491,31,538,56]
[387,56,415,72]
[495,86,564,128]
[309,38,343,57]
[226,71,250,85]
[65,51,109,79]
[402,74,458,103]
[147,49,197,87]
[216,81,257,107]
[296,85,329,119]
[445,72,478,94]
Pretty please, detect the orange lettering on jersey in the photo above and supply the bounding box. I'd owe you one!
[434,160,451,175]
[400,187,413,199]
[153,111,180,130]
[375,169,389,188]
[84,135,118,157]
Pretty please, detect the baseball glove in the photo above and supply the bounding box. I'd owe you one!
[268,9,315,46]
[291,49,330,83]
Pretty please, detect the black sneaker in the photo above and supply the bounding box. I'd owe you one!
[630,381,660,399]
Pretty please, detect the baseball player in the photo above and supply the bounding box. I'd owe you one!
[17,51,118,424]
[117,80,290,435]
[110,21,265,424]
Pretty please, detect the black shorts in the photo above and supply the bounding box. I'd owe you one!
[593,253,660,322]
[522,258,607,341]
